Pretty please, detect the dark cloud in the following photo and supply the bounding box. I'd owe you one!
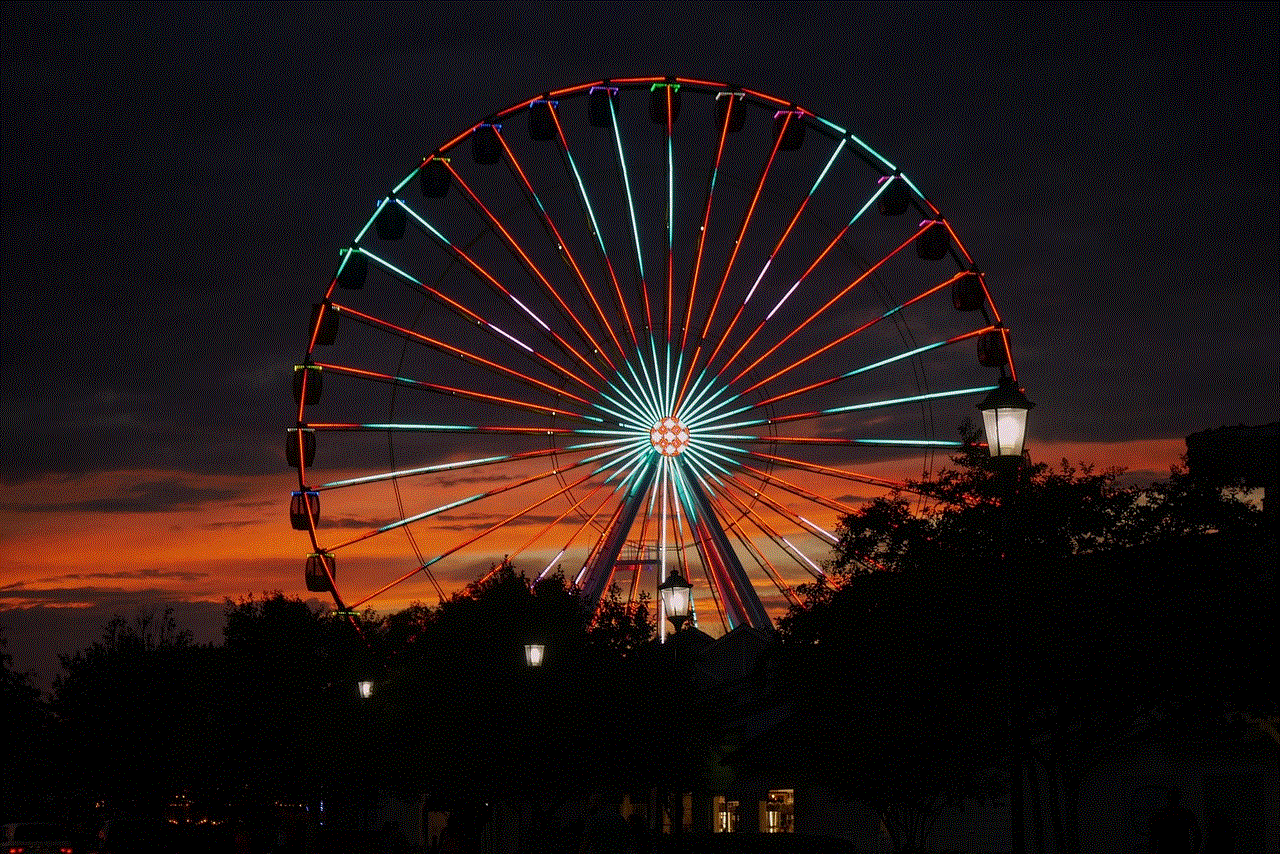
[2,477,247,513]
[3,1,1276,486]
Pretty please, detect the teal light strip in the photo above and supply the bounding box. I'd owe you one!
[611,97,645,281]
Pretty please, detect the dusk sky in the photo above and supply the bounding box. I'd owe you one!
[3,1,1276,688]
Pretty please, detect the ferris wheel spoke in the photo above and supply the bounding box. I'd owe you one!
[689,326,996,430]
[489,128,623,367]
[438,159,622,370]
[545,100,641,354]
[726,216,930,387]
[308,361,603,425]
[312,441,623,492]
[707,384,1000,433]
[657,83,677,342]
[736,272,964,399]
[681,138,846,407]
[511,479,611,576]
[678,90,736,352]
[353,464,609,610]
[602,86,654,335]
[330,302,595,405]
[711,461,843,558]
[745,450,905,491]
[537,467,642,587]
[706,452,857,517]
[323,440,647,554]
[698,434,965,450]
[708,173,891,383]
[691,469,806,605]
[697,108,791,357]
[393,199,610,386]
[684,453,824,584]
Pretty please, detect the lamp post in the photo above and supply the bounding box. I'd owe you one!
[978,375,1033,854]
[657,569,693,634]
[656,569,693,852]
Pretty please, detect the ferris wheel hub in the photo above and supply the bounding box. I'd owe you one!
[650,416,691,457]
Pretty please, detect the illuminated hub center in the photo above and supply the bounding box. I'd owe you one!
[650,416,691,457]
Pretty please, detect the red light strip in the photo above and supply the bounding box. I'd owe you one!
[549,106,639,350]
[704,194,813,374]
[455,468,601,589]
[680,92,734,352]
[728,223,928,386]
[700,110,789,345]
[331,452,605,557]
[310,362,592,422]
[332,303,593,405]
[738,274,957,398]
[306,422,577,436]
[492,128,621,368]
[702,473,814,589]
[748,451,906,490]
[508,479,610,565]
[729,462,858,515]
[708,483,803,600]
[755,326,992,410]
[440,161,610,384]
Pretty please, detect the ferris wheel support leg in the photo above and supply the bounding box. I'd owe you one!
[684,475,772,631]
[577,462,658,612]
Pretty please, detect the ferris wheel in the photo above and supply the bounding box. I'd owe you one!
[288,77,1019,635]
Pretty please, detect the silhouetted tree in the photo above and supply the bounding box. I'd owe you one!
[777,422,1270,853]
[52,609,213,816]
[2,626,56,819]
[217,592,372,820]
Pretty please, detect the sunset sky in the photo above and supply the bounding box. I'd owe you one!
[2,2,1276,688]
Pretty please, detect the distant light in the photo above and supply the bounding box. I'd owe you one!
[525,643,545,667]
[357,680,373,699]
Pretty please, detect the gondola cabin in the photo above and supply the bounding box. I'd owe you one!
[337,251,366,289]
[978,328,1009,367]
[715,92,746,133]
[286,428,315,468]
[292,364,322,406]
[772,110,805,150]
[649,84,680,124]
[472,124,502,164]
[290,491,319,531]
[952,271,984,312]
[528,100,556,141]
[877,177,910,216]
[916,221,950,260]
[375,198,406,241]
[305,553,335,593]
[420,157,450,198]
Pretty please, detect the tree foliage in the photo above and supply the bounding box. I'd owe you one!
[776,422,1272,852]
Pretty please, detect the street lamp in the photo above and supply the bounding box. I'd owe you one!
[978,375,1033,854]
[357,680,373,699]
[658,569,693,634]
[524,643,545,668]
[977,376,1034,459]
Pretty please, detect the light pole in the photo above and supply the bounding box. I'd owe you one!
[656,568,693,851]
[978,375,1033,854]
